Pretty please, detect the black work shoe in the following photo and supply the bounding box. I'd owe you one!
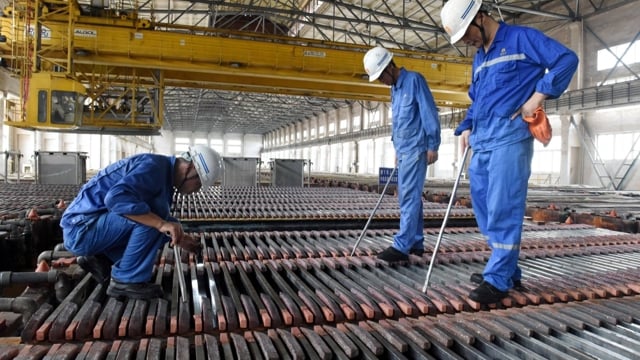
[409,248,425,256]
[470,273,525,291]
[377,247,409,263]
[469,281,509,304]
[106,279,164,300]
[77,255,112,285]
[470,273,484,284]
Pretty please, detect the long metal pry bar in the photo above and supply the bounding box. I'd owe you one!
[350,167,397,256]
[422,146,470,293]
[173,245,187,303]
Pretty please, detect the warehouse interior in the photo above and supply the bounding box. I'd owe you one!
[1,0,640,358]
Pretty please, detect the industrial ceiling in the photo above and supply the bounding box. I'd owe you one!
[4,0,634,135]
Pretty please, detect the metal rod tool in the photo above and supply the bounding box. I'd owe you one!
[351,167,397,256]
[173,245,187,303]
[422,146,470,293]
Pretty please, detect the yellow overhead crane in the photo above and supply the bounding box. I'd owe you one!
[0,0,472,135]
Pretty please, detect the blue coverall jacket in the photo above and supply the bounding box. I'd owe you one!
[61,154,178,283]
[455,22,578,290]
[391,68,441,253]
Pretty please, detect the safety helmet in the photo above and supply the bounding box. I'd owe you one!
[441,0,482,44]
[363,46,393,82]
[187,145,223,188]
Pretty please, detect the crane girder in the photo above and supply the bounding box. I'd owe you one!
[0,3,472,134]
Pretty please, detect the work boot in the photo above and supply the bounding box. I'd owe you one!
[409,241,424,257]
[470,273,525,291]
[77,255,112,285]
[469,281,509,304]
[377,247,408,263]
[470,273,484,284]
[106,279,164,300]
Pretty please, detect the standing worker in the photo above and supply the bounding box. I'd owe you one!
[440,0,578,304]
[363,46,441,263]
[60,145,223,299]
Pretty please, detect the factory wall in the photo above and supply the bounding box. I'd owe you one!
[580,107,640,190]
[566,1,640,190]
[158,130,263,158]
[1,0,639,189]
[580,2,640,88]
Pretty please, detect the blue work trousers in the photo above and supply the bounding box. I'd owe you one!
[393,150,427,253]
[63,212,167,283]
[469,139,533,291]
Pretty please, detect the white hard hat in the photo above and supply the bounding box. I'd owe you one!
[441,0,482,44]
[187,145,223,188]
[363,46,393,82]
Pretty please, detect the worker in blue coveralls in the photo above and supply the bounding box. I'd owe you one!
[363,46,441,263]
[60,145,223,299]
[441,0,578,304]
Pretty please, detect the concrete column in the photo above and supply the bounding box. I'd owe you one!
[568,114,584,185]
[559,115,571,185]
[0,91,5,151]
[383,103,391,126]
[345,106,353,133]
[568,21,584,91]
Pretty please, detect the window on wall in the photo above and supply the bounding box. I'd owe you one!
[531,136,561,173]
[597,132,640,161]
[194,138,207,145]
[597,41,640,71]
[339,119,348,133]
[210,139,223,154]
[175,137,190,154]
[226,139,242,155]
[368,109,381,128]
[319,125,325,137]
[353,114,361,131]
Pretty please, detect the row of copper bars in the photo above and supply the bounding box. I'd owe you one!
[6,295,640,359]
[0,184,476,221]
[171,187,467,220]
[4,183,640,225]
[6,223,640,359]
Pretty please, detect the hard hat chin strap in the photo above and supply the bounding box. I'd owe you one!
[469,13,488,47]
[382,62,397,85]
[177,162,198,191]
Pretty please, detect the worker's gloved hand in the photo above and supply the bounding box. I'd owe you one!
[177,234,203,254]
[523,106,551,147]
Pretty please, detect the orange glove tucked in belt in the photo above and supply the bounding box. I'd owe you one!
[523,106,551,147]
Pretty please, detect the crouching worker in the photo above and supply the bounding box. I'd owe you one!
[60,145,223,299]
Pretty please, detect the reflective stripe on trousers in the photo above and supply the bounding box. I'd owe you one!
[469,139,533,291]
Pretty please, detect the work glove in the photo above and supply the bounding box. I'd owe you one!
[523,106,551,147]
